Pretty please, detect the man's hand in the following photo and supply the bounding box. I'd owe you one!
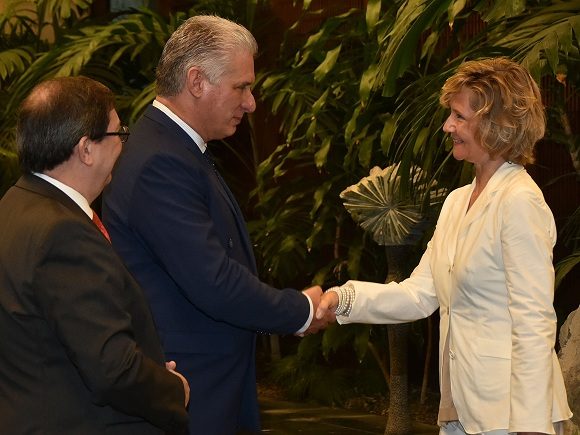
[166,361,190,407]
[300,286,336,335]
[316,289,339,320]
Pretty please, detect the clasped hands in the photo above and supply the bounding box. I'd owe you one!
[166,360,190,407]
[299,285,341,336]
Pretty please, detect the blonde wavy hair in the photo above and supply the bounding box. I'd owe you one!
[440,57,545,165]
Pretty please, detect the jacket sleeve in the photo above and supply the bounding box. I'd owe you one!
[500,186,558,433]
[338,241,439,325]
[34,218,188,433]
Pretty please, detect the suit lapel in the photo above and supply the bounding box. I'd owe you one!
[201,152,258,269]
[144,106,257,269]
[454,162,523,260]
[445,162,523,268]
[460,162,522,236]
[445,186,471,269]
[144,106,242,217]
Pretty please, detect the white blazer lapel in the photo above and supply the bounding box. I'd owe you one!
[459,163,523,237]
[445,186,471,270]
[455,162,524,259]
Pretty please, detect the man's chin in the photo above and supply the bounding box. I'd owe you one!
[225,125,238,138]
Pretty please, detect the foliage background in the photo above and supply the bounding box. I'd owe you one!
[0,0,578,420]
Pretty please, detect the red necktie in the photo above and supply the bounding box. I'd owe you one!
[92,211,111,243]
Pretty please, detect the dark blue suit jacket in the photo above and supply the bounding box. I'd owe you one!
[103,105,310,434]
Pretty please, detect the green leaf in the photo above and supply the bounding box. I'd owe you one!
[359,63,378,106]
[420,31,439,60]
[480,0,526,23]
[354,326,371,361]
[345,106,361,145]
[261,75,281,90]
[312,181,332,216]
[365,0,381,32]
[496,4,580,77]
[306,117,317,142]
[358,131,378,168]
[347,242,363,278]
[271,90,287,115]
[0,47,32,80]
[376,0,451,96]
[555,252,580,290]
[380,113,397,156]
[544,33,560,73]
[448,0,467,28]
[413,127,430,156]
[312,88,329,115]
[314,136,332,169]
[313,45,342,82]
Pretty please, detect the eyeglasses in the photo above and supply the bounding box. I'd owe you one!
[103,125,130,144]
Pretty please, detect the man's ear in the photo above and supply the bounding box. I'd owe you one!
[76,136,94,166]
[186,67,206,98]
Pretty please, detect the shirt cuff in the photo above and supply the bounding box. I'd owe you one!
[295,293,314,334]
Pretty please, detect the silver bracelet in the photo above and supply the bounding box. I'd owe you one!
[327,283,355,317]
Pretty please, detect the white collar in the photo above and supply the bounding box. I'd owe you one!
[33,172,92,218]
[152,99,207,154]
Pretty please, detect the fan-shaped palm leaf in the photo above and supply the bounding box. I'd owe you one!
[341,164,446,246]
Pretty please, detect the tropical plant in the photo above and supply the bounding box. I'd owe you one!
[340,164,447,246]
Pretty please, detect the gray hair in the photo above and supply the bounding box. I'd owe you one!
[156,15,258,96]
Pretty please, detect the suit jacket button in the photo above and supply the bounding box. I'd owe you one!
[228,238,234,248]
[449,350,456,360]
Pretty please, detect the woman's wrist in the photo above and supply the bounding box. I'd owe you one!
[327,282,355,317]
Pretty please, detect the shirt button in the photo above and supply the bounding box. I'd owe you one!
[449,350,456,360]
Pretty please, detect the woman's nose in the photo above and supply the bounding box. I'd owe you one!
[443,115,454,133]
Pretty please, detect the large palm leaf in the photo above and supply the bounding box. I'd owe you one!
[340,163,446,246]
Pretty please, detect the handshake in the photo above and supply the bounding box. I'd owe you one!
[299,285,341,336]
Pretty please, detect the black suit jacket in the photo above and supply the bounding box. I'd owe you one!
[0,174,188,434]
[103,105,310,434]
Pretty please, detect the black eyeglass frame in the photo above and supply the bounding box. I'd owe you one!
[103,125,130,144]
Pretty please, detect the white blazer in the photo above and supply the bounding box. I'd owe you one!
[338,162,572,433]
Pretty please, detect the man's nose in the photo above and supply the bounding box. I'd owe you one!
[242,90,256,113]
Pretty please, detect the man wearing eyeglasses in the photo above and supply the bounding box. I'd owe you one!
[0,76,189,434]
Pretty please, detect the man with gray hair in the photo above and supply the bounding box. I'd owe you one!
[103,15,330,434]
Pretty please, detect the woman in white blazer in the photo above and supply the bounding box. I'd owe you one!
[317,57,572,434]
